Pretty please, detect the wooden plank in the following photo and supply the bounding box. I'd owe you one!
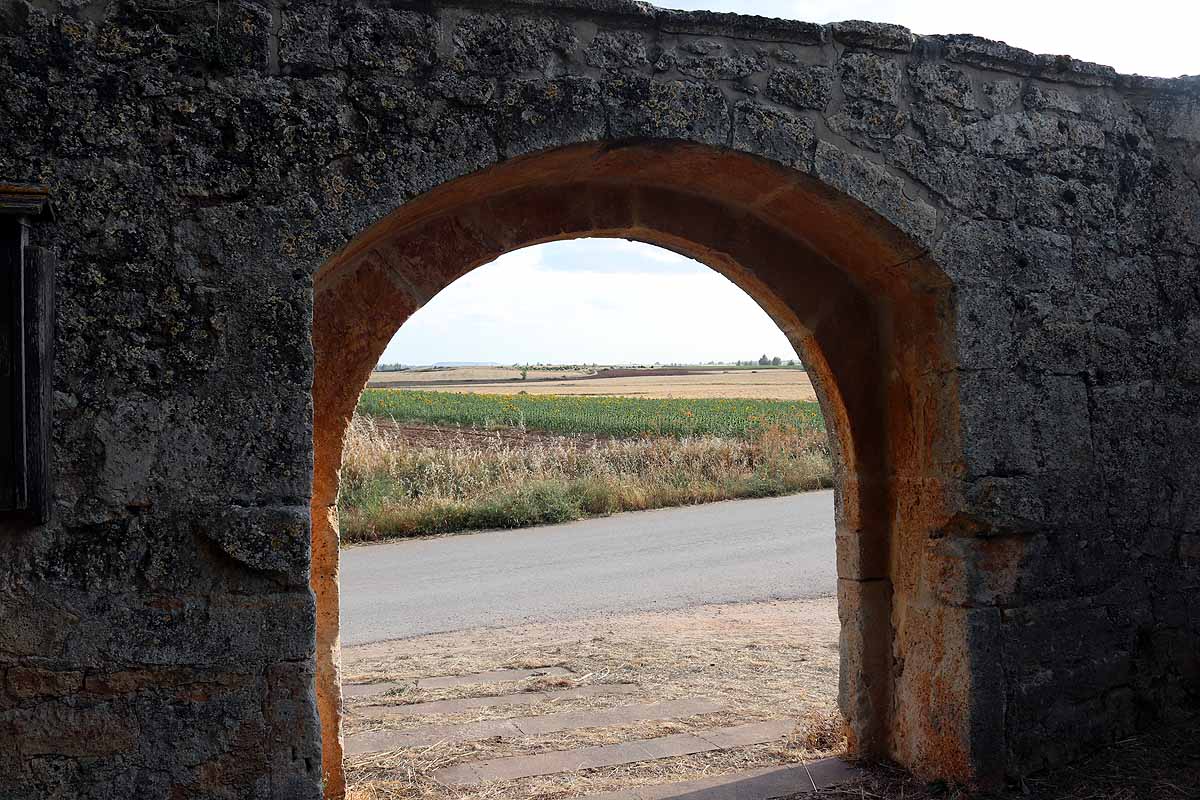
[24,246,54,523]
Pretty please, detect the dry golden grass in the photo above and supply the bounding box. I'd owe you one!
[370,369,817,401]
[338,416,832,543]
[342,598,844,800]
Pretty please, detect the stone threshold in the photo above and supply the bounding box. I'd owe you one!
[577,757,863,799]
[342,666,573,698]
[347,683,640,719]
[433,719,797,785]
[346,697,722,755]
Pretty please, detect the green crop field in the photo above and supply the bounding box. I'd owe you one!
[356,389,824,439]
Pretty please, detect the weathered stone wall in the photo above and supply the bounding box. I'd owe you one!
[1,0,1197,797]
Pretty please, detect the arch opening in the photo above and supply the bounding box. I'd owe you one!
[312,141,961,797]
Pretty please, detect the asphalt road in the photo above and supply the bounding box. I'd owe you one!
[340,490,836,645]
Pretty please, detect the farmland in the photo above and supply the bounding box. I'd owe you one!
[341,366,831,543]
[356,389,824,440]
[370,366,591,384]
[367,365,818,401]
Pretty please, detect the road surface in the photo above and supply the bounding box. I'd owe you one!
[340,490,836,645]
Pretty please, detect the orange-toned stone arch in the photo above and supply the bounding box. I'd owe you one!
[312,141,962,797]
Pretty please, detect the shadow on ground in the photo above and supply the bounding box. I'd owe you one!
[791,720,1199,800]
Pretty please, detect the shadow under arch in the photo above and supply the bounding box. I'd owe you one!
[312,141,961,797]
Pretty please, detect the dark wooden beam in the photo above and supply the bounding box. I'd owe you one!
[24,246,55,523]
[0,184,52,520]
[0,216,25,512]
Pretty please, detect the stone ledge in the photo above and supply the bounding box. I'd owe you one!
[432,1,1200,90]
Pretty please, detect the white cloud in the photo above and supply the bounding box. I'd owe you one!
[533,237,695,273]
[381,240,799,365]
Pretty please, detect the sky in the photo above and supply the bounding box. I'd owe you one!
[380,1,1196,367]
[660,0,1197,79]
[384,240,800,365]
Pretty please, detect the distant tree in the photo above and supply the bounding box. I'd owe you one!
[771,356,782,366]
[787,359,796,366]
[758,354,770,366]
[520,364,529,380]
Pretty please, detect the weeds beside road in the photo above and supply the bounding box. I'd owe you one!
[338,415,833,543]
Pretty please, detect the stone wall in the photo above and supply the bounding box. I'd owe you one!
[0,1,1197,797]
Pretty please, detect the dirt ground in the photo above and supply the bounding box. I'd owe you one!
[342,597,843,800]
[367,367,818,401]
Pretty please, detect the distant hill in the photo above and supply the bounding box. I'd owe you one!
[431,361,499,367]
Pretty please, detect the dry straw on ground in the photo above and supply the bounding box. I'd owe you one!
[342,598,843,800]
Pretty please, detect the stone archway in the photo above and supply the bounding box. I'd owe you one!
[312,141,962,797]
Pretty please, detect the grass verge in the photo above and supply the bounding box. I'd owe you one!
[338,415,833,544]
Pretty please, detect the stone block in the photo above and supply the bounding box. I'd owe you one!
[497,77,607,157]
[1182,534,1200,562]
[766,64,833,110]
[5,668,83,699]
[732,101,817,170]
[828,98,908,149]
[278,1,347,72]
[675,43,767,81]
[839,52,902,105]
[603,75,730,143]
[452,13,577,74]
[813,141,938,246]
[585,30,648,70]
[831,20,913,52]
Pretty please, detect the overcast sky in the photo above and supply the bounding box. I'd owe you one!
[381,0,1196,367]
